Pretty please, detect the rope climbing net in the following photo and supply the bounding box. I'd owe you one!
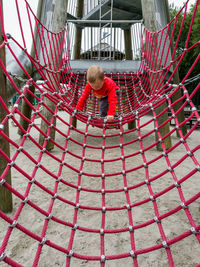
[0,0,200,266]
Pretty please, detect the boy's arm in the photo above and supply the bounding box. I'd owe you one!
[76,84,91,111]
[107,87,118,119]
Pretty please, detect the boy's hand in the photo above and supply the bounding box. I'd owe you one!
[106,115,114,121]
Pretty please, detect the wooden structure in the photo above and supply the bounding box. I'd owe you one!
[0,0,13,212]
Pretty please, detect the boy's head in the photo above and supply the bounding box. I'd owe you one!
[87,65,104,90]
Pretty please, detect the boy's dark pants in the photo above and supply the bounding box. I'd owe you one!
[99,89,120,118]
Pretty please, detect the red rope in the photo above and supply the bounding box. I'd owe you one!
[0,0,200,266]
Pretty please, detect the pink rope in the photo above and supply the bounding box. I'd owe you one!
[0,0,200,266]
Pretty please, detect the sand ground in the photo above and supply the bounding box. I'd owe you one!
[0,111,200,266]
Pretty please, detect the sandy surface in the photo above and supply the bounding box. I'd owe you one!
[0,111,200,267]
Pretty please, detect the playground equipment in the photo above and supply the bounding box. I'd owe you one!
[0,0,200,266]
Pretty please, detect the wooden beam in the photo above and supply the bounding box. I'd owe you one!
[141,0,172,151]
[73,0,84,60]
[18,0,43,136]
[0,0,13,212]
[18,84,35,136]
[164,0,187,137]
[72,0,84,129]
[124,29,133,60]
[39,0,68,150]
[124,28,136,130]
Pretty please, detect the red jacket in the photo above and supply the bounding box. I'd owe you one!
[76,77,119,116]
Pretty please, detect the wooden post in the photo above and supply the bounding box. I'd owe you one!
[72,0,84,128]
[124,28,133,60]
[0,0,13,212]
[18,0,43,136]
[124,28,136,130]
[141,0,172,151]
[39,0,68,150]
[73,0,84,60]
[164,0,187,137]
[18,84,35,136]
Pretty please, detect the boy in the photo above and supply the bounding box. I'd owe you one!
[76,65,119,121]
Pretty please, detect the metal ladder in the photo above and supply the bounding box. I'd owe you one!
[98,0,113,60]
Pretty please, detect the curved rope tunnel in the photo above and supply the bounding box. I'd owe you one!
[0,0,200,266]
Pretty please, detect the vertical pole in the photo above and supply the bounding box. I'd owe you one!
[124,28,133,60]
[124,27,136,130]
[39,0,68,150]
[141,0,172,151]
[18,0,43,136]
[17,84,35,137]
[0,0,13,212]
[72,0,84,128]
[73,0,84,60]
[109,0,113,60]
[164,0,187,137]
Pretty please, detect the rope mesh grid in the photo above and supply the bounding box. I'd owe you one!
[0,0,200,266]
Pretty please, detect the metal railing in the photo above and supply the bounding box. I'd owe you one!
[66,0,143,61]
[98,0,113,60]
[67,22,143,61]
